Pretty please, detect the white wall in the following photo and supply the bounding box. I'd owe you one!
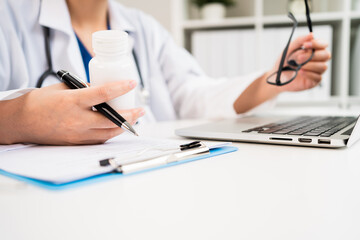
[115,0,172,32]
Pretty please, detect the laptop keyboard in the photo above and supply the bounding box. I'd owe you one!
[242,116,357,137]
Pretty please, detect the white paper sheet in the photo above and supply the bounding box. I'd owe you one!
[0,144,33,154]
[0,135,230,184]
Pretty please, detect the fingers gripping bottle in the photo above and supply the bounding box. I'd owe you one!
[89,30,136,109]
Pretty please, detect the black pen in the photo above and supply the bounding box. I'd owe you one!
[56,70,138,136]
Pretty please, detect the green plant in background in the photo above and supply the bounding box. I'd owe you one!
[192,0,235,8]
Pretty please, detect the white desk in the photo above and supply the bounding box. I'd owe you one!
[1,120,360,240]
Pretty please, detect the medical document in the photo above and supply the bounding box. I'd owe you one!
[0,135,229,184]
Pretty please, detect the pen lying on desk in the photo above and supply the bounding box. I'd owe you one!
[56,70,138,136]
[99,141,209,174]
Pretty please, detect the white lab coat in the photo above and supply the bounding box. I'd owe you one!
[0,0,271,121]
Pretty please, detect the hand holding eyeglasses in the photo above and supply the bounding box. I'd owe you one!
[266,0,331,91]
[268,33,331,92]
[233,0,331,114]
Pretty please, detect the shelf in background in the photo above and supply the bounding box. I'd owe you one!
[276,96,342,107]
[348,96,360,104]
[182,12,344,31]
[263,12,344,25]
[351,11,360,20]
[182,17,256,30]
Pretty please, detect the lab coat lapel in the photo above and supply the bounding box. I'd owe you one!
[108,0,136,33]
[108,0,149,88]
[38,0,87,82]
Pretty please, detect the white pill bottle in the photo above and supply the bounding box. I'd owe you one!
[89,30,136,109]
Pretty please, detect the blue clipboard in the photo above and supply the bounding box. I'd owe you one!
[0,146,237,191]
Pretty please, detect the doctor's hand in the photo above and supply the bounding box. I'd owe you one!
[269,33,331,92]
[233,33,331,114]
[0,81,144,145]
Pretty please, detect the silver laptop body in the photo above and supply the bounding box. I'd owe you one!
[176,115,360,148]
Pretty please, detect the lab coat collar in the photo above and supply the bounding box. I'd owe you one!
[39,0,136,34]
[38,0,73,36]
[37,0,137,81]
[108,0,136,33]
[39,0,86,82]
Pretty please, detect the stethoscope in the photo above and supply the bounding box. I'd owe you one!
[37,26,150,104]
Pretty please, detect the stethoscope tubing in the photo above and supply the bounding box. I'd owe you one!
[37,26,145,92]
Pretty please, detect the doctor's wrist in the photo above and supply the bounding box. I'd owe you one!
[0,96,26,144]
[234,71,282,114]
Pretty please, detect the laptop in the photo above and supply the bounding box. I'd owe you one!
[175,115,360,148]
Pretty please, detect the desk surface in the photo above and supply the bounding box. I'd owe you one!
[1,119,360,240]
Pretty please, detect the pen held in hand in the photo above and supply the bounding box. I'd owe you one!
[56,70,139,136]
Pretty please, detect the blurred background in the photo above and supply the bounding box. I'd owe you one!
[118,0,360,110]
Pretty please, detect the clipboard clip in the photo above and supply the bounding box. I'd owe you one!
[180,141,202,151]
[99,141,209,174]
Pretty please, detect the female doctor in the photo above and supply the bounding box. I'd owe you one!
[0,0,331,145]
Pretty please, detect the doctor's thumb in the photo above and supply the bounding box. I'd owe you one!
[76,80,137,107]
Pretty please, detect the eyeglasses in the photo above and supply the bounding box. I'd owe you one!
[266,0,314,86]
